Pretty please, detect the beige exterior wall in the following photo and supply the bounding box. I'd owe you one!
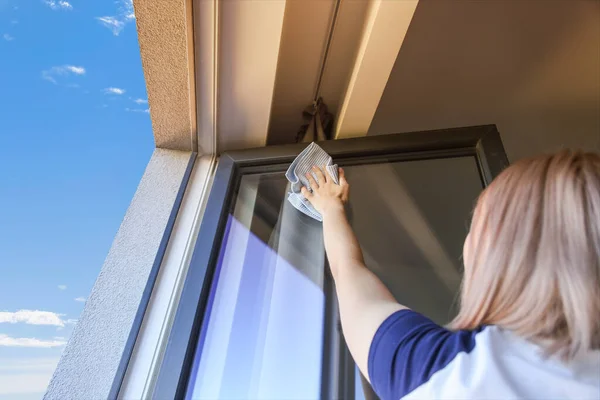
[134,0,196,151]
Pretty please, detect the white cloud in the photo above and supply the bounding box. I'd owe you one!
[96,0,135,35]
[104,87,125,95]
[3,34,14,41]
[57,285,67,290]
[96,16,125,36]
[43,0,73,10]
[0,310,66,327]
[55,318,77,332]
[42,65,86,84]
[133,98,148,104]
[0,357,60,396]
[65,65,85,75]
[0,334,66,348]
[42,75,58,84]
[125,108,150,113]
[74,297,85,302]
[121,0,135,19]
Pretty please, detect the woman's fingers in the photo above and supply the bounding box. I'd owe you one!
[339,168,350,201]
[339,167,347,186]
[342,185,350,202]
[313,166,327,185]
[307,165,349,194]
[301,186,313,199]
[323,165,332,182]
[306,172,319,190]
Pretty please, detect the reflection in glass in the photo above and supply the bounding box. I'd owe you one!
[344,157,482,324]
[345,157,482,398]
[185,156,483,399]
[355,365,366,400]
[186,173,327,400]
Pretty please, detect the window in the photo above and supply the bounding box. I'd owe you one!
[155,126,508,400]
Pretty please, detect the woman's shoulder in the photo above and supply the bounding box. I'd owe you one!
[368,309,488,399]
[368,309,600,400]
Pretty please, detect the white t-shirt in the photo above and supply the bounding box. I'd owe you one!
[368,309,600,399]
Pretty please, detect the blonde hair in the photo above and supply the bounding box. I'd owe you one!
[450,150,600,359]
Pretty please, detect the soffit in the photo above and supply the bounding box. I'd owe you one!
[369,0,600,160]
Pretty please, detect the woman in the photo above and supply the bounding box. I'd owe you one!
[301,150,600,399]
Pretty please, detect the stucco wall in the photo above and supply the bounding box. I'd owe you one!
[135,0,196,151]
[44,149,192,400]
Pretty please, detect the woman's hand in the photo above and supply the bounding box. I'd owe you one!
[301,165,350,218]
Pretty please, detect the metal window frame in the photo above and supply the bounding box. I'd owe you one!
[118,155,218,399]
[153,125,509,399]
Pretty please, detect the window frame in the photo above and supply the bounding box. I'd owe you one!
[153,125,509,399]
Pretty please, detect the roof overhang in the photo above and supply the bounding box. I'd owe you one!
[134,0,419,154]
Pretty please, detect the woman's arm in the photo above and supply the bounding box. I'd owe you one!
[302,166,406,382]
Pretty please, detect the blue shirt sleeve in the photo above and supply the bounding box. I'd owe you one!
[367,309,483,400]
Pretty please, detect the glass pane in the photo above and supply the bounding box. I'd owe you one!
[186,155,483,400]
[186,172,327,400]
[346,156,482,399]
[356,364,379,400]
[345,157,482,323]
[356,365,366,400]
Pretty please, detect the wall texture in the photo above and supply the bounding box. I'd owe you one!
[44,149,192,400]
[135,0,196,151]
[368,0,600,161]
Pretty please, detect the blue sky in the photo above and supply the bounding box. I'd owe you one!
[0,0,153,398]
